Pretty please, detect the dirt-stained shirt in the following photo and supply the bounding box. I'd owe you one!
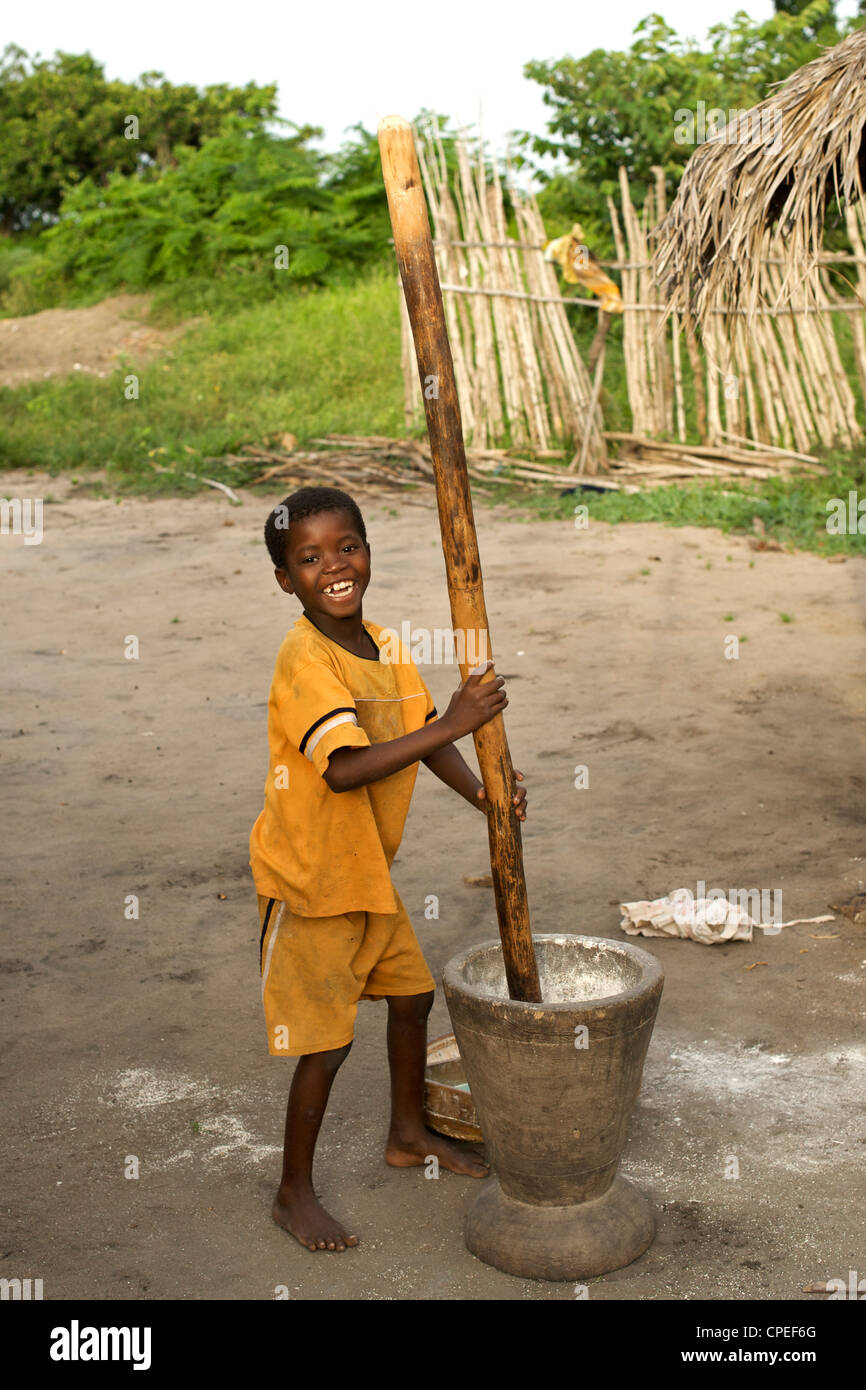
[249,613,438,916]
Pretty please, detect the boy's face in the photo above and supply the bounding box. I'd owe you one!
[275,508,370,619]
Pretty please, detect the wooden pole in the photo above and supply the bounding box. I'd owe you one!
[378,115,541,1004]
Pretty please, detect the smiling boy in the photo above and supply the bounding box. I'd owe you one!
[249,486,526,1254]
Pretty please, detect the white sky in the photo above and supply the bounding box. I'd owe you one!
[8,0,862,157]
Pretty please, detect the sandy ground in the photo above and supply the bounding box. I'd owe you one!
[2,473,865,1302]
[0,296,191,387]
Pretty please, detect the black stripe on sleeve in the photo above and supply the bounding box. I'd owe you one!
[425,707,438,722]
[298,706,357,756]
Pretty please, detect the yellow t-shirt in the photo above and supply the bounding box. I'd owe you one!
[249,613,438,915]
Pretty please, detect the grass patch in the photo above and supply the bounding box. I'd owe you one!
[491,460,866,555]
[0,268,404,493]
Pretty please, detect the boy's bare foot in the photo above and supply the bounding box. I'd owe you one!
[385,1128,490,1177]
[272,1183,359,1252]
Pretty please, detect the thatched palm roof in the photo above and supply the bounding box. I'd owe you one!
[653,24,866,329]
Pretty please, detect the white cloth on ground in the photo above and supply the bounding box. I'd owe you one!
[619,889,834,945]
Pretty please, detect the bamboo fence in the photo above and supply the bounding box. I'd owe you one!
[400,128,606,470]
[611,166,862,454]
[398,136,866,474]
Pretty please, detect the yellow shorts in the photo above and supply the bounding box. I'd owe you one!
[257,889,436,1057]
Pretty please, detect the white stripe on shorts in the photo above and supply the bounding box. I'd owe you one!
[261,901,286,1001]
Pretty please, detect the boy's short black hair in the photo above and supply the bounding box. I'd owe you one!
[264,486,368,570]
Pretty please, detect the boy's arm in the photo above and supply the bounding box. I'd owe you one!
[423,743,527,819]
[325,716,456,791]
[323,663,505,793]
[422,742,485,811]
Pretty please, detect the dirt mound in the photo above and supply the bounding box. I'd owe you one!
[0,294,196,388]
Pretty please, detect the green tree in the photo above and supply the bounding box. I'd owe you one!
[522,2,847,241]
[11,121,394,306]
[774,0,831,17]
[0,44,278,231]
[2,103,469,311]
[321,124,394,272]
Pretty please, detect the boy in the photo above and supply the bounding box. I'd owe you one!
[249,485,527,1254]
